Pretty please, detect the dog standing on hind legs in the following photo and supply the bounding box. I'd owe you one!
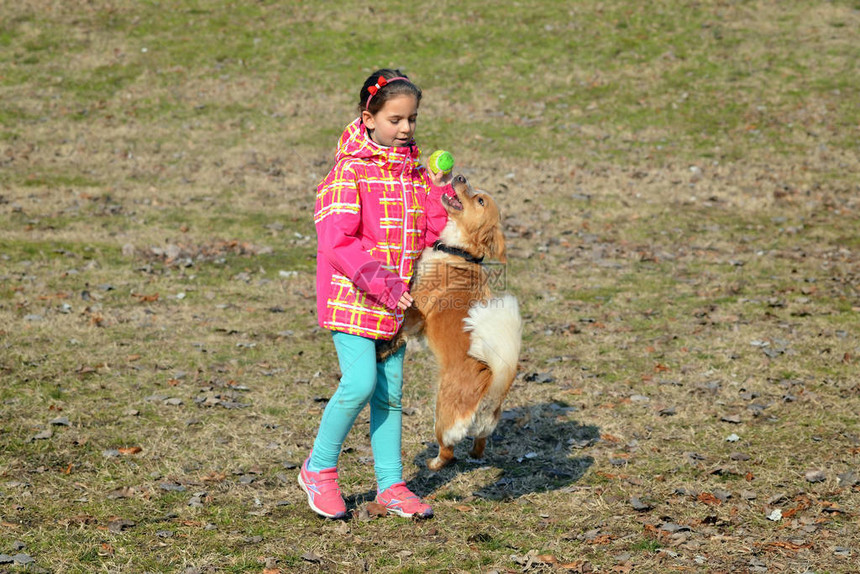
[392,174,523,471]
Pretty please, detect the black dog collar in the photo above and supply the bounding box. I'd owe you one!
[432,241,484,264]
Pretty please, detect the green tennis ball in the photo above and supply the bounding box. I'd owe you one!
[428,150,454,174]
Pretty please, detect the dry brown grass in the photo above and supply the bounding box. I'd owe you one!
[2,1,859,572]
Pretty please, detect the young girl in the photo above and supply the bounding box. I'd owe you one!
[299,69,453,519]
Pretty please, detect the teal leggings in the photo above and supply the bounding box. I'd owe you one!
[308,331,406,491]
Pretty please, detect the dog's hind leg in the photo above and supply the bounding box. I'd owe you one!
[468,405,502,460]
[468,437,487,460]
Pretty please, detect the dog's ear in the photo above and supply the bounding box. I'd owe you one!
[481,224,506,263]
[493,226,507,263]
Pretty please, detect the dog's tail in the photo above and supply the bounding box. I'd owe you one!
[463,294,522,400]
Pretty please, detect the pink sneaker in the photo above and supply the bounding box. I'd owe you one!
[297,457,347,519]
[376,482,433,518]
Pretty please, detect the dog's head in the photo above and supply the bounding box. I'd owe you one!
[439,174,506,262]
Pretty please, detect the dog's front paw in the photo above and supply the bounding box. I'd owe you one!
[427,456,454,471]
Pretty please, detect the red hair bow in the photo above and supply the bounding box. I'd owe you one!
[368,76,388,96]
[365,75,408,109]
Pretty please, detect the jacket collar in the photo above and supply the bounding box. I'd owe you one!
[336,119,418,173]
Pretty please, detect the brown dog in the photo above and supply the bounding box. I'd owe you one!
[403,174,522,470]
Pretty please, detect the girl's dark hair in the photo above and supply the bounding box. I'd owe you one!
[359,68,422,115]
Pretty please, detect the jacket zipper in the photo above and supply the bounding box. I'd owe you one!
[399,170,409,280]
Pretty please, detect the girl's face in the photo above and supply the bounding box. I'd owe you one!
[362,94,419,148]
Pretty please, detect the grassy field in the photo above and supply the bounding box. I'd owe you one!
[2,1,859,572]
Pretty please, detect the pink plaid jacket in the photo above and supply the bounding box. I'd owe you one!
[314,119,450,340]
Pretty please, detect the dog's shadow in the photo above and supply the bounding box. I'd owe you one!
[344,403,597,509]
[410,402,597,501]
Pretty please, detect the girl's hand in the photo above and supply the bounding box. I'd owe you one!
[429,168,453,188]
[397,291,414,310]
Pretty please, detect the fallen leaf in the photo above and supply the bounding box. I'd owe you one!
[118,447,142,455]
[107,518,136,533]
[837,471,858,487]
[300,552,321,563]
[767,493,788,505]
[560,561,593,572]
[712,489,731,502]
[59,514,96,527]
[820,500,845,514]
[11,554,34,565]
[131,292,159,302]
[710,466,739,477]
[201,471,227,482]
[355,507,370,521]
[586,534,615,545]
[30,429,53,441]
[698,492,722,506]
[107,487,135,499]
[684,452,706,464]
[630,496,654,511]
[660,522,692,533]
[804,470,826,483]
[766,540,812,551]
[524,372,556,383]
[366,502,388,517]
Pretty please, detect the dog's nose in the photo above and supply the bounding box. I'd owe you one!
[454,174,466,185]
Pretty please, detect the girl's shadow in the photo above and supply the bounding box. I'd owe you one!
[407,402,598,501]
